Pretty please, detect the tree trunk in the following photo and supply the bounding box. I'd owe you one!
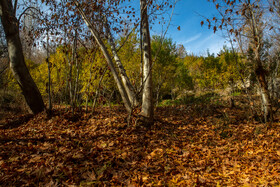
[74,0,132,113]
[269,56,279,102]
[229,79,235,108]
[104,16,139,107]
[46,29,52,110]
[140,0,154,123]
[85,51,96,112]
[73,30,80,108]
[93,67,107,111]
[0,0,45,114]
[248,4,273,122]
[255,64,272,122]
[156,84,161,106]
[74,56,80,107]
[69,32,76,108]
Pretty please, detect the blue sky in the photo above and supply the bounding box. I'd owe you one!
[16,0,228,56]
[120,0,228,56]
[160,0,229,56]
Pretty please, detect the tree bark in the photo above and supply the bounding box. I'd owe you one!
[85,50,97,113]
[73,30,80,108]
[104,16,139,107]
[69,32,76,108]
[0,0,45,114]
[92,67,107,112]
[156,84,161,106]
[46,29,52,110]
[74,1,132,113]
[248,5,273,122]
[255,63,272,122]
[140,0,154,123]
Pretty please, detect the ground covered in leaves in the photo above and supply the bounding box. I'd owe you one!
[1,104,280,186]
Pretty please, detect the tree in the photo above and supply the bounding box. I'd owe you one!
[73,0,133,113]
[104,16,139,107]
[41,0,174,123]
[151,36,178,104]
[117,31,142,93]
[20,0,40,60]
[0,20,8,87]
[0,0,45,114]
[206,0,274,122]
[139,0,154,123]
[71,0,156,118]
[267,0,280,105]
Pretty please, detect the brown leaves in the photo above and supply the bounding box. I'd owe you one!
[213,26,217,33]
[200,21,204,26]
[1,106,280,186]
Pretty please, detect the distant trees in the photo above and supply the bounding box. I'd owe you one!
[182,48,244,92]
[151,36,178,104]
[41,0,174,123]
[22,35,245,107]
[2,0,169,120]
[204,0,279,122]
[3,0,279,125]
[20,0,40,60]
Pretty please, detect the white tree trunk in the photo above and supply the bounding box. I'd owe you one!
[140,0,153,121]
[74,1,132,112]
[104,17,139,107]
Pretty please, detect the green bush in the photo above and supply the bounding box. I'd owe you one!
[183,92,220,105]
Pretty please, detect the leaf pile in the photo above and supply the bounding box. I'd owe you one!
[0,106,280,186]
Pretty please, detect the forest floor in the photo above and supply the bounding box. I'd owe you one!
[0,98,280,186]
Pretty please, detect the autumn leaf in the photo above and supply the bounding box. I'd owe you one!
[216,3,219,9]
[201,21,204,26]
[1,104,280,186]
[213,26,217,33]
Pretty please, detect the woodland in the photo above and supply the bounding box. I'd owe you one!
[0,0,280,186]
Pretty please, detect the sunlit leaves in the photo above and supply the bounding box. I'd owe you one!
[1,104,280,185]
[183,47,245,90]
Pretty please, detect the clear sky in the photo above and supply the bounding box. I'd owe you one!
[15,0,228,56]
[159,0,229,56]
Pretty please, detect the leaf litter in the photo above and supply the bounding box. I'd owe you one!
[0,105,280,186]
